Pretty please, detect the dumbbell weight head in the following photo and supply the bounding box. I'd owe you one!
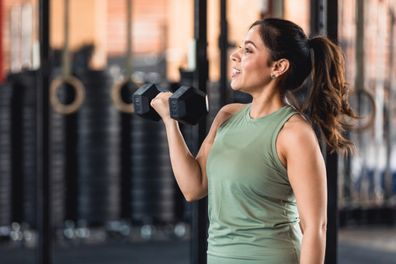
[169,85,208,125]
[133,83,161,121]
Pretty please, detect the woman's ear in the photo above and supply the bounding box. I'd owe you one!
[272,58,290,77]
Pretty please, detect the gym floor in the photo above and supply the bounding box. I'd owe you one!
[338,227,396,264]
[0,227,395,264]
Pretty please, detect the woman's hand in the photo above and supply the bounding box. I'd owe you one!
[150,91,173,123]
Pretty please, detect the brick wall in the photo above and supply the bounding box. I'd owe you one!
[1,0,167,72]
[1,0,394,83]
[106,0,167,56]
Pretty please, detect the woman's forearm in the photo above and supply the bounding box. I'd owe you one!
[164,119,205,201]
[299,228,326,264]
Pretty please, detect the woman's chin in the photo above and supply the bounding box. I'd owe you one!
[230,81,241,91]
[230,84,247,94]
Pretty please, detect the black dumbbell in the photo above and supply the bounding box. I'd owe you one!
[132,83,161,121]
[169,85,208,124]
[132,83,208,125]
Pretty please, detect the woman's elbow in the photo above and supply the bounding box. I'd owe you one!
[184,190,207,202]
[185,195,198,203]
[303,222,327,236]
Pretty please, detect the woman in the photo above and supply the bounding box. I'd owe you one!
[151,18,355,264]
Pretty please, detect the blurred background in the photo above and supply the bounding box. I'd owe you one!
[0,0,395,263]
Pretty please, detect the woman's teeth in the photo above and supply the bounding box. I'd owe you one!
[232,68,241,78]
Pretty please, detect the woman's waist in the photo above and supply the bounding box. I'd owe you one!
[207,253,298,264]
[207,239,300,262]
[208,221,301,248]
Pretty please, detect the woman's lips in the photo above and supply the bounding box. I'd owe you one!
[231,68,241,78]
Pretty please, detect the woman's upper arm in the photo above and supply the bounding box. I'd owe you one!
[195,103,245,197]
[278,117,327,231]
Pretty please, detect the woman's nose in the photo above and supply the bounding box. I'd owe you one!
[230,49,240,62]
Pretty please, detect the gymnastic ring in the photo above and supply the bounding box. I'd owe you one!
[350,89,376,132]
[111,79,138,113]
[50,76,85,114]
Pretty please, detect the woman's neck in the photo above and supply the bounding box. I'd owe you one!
[249,87,285,119]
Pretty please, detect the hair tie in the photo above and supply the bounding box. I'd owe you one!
[307,38,313,49]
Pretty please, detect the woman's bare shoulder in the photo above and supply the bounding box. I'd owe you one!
[276,113,321,167]
[279,114,320,152]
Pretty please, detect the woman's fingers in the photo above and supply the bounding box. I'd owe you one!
[150,91,173,121]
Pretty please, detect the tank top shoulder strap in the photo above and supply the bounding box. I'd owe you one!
[270,105,300,174]
[218,103,249,129]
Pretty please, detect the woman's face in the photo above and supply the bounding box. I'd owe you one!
[230,25,274,93]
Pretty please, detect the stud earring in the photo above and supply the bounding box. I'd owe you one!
[271,73,277,79]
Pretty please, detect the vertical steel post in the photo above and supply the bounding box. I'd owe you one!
[219,0,228,105]
[0,0,3,82]
[37,0,51,264]
[126,0,133,78]
[310,0,327,35]
[191,0,208,264]
[326,1,338,263]
[354,0,365,204]
[311,0,338,263]
[385,7,395,202]
[272,0,284,18]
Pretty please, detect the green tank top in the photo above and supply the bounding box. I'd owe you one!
[206,103,302,263]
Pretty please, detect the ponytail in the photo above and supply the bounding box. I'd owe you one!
[304,36,357,154]
[250,18,357,154]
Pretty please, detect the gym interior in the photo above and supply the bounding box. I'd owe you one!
[0,0,395,263]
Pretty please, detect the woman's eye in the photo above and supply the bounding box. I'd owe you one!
[244,48,251,54]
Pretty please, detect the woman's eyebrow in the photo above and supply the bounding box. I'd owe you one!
[244,40,257,48]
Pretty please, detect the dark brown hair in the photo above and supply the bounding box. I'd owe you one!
[250,18,356,154]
